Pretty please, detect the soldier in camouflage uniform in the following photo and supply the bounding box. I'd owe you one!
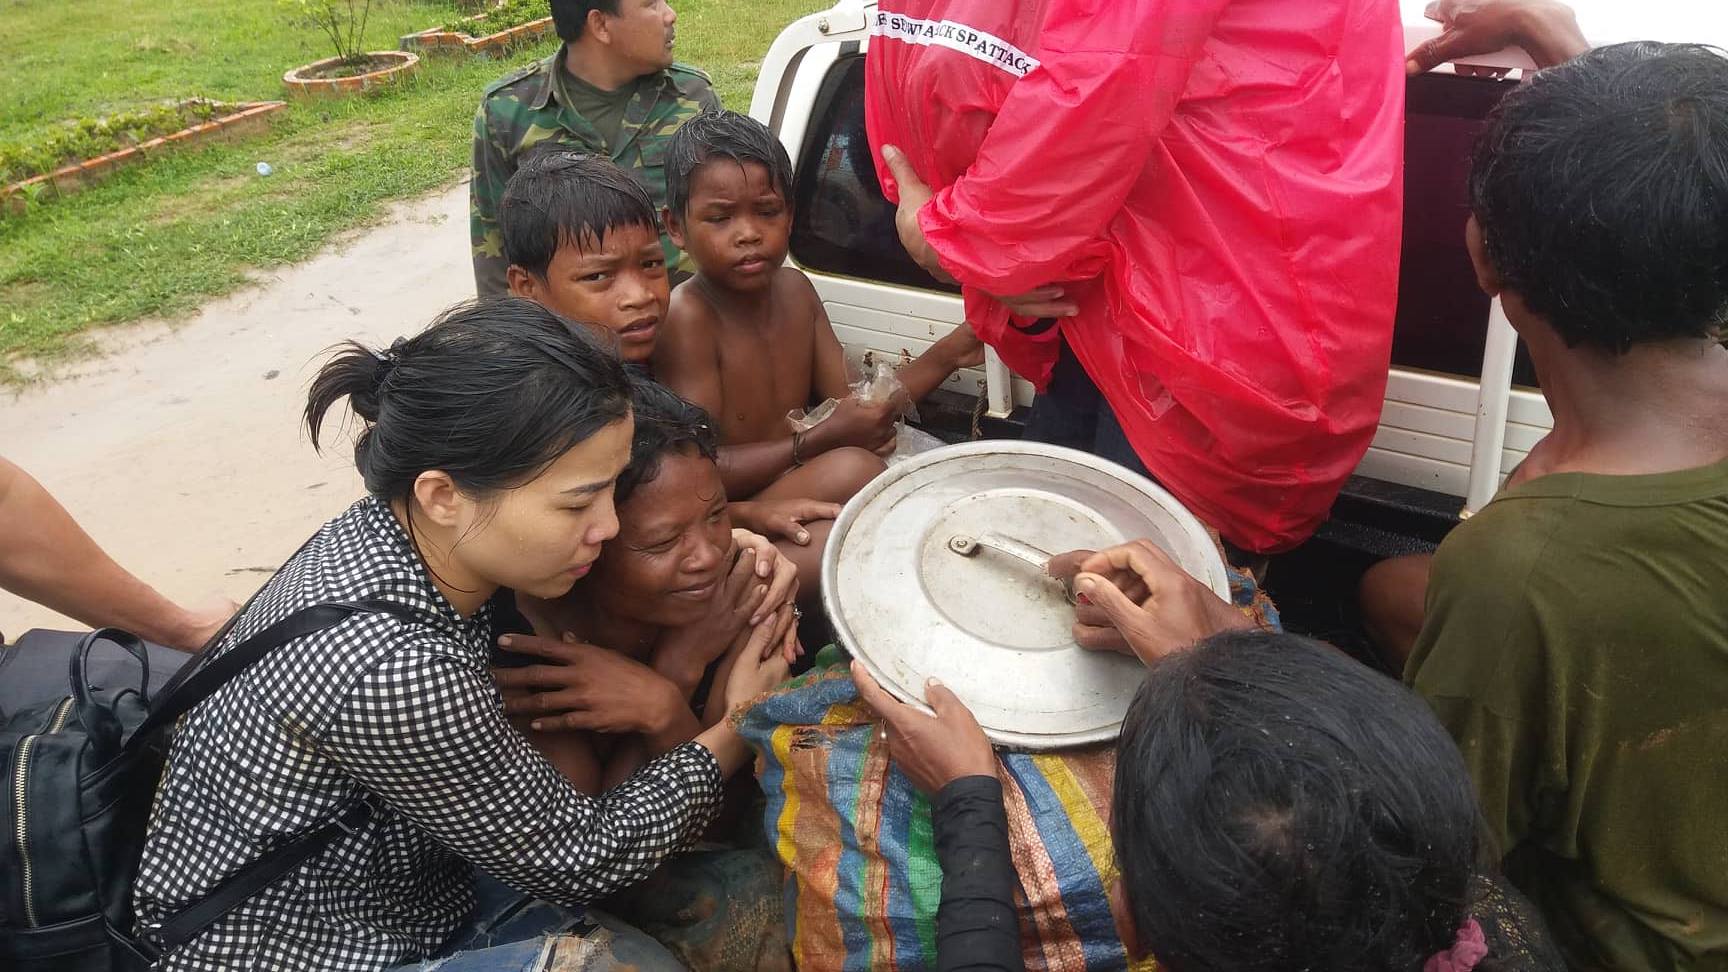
[471,0,719,296]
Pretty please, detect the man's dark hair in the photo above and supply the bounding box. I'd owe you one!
[1470,42,1728,353]
[501,150,660,279]
[615,376,720,505]
[550,0,620,43]
[665,108,795,218]
[1113,630,1487,972]
[305,296,633,504]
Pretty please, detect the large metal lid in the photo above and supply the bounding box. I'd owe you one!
[823,441,1232,750]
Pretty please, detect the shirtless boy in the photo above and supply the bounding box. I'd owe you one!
[653,109,983,582]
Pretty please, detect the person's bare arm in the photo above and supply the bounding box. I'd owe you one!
[715,441,807,500]
[894,323,986,403]
[0,456,229,651]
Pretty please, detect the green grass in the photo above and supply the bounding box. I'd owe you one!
[0,0,829,380]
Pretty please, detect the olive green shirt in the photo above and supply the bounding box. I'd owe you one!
[563,73,637,150]
[470,46,719,295]
[1407,459,1728,971]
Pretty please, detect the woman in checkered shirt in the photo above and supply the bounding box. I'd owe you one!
[133,298,791,971]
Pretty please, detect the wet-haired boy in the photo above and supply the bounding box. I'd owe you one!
[501,150,670,365]
[652,109,983,583]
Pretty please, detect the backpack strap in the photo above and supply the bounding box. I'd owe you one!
[150,797,375,954]
[133,595,431,957]
[127,598,424,746]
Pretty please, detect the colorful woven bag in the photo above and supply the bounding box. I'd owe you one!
[737,568,1277,971]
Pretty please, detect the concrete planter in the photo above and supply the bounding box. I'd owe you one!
[400,15,554,56]
[2,101,287,213]
[282,50,420,100]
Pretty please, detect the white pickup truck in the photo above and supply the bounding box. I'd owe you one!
[745,0,1724,631]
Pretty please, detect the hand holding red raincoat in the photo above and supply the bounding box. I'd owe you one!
[865,0,1406,553]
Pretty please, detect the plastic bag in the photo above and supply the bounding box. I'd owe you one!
[786,357,920,436]
[888,425,945,466]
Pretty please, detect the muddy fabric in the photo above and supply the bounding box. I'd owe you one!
[1471,874,1568,971]
[470,45,719,295]
[1407,458,1728,971]
[604,848,792,972]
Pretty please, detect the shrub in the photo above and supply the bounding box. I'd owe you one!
[281,0,377,64]
[443,0,547,36]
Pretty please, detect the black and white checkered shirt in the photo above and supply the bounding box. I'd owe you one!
[134,497,723,971]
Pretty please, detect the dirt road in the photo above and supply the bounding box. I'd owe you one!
[1,184,472,637]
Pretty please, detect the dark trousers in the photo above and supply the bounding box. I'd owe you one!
[1022,338,1151,478]
[1023,338,1266,573]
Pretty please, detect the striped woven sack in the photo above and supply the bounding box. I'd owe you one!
[737,569,1278,971]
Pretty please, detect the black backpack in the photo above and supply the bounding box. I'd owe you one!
[0,600,411,970]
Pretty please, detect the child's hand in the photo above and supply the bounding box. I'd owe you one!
[809,395,899,456]
[728,498,841,546]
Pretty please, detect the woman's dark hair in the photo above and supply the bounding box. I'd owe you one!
[304,297,633,503]
[502,150,661,280]
[665,108,796,218]
[1469,42,1728,353]
[1113,630,1482,972]
[614,376,719,506]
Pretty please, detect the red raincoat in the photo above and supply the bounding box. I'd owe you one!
[865,0,1405,553]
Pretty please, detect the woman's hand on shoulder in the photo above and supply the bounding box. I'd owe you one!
[492,634,685,736]
[1406,0,1588,74]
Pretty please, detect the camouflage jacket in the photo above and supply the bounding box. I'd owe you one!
[470,46,719,295]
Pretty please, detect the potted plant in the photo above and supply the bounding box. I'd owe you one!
[281,0,420,100]
[401,0,555,57]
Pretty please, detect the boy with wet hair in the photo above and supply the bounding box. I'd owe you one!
[502,151,669,365]
[653,109,983,583]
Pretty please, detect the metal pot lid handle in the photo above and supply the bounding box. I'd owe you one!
[946,532,1079,604]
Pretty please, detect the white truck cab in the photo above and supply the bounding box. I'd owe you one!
[747,0,1724,574]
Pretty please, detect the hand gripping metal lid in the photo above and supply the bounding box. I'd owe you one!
[822,441,1231,750]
